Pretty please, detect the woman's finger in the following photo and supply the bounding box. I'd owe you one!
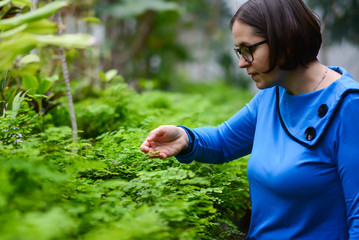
[147,126,167,141]
[140,140,151,153]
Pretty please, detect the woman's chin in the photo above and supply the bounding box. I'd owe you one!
[255,81,275,90]
[255,81,265,89]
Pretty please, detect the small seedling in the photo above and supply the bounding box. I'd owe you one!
[147,150,161,157]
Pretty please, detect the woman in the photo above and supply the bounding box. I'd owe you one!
[140,0,359,239]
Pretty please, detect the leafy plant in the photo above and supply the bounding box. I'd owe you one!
[0,1,93,70]
[0,70,16,116]
[0,78,253,239]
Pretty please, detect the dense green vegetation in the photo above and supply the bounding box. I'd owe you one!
[0,2,254,238]
[1,77,254,239]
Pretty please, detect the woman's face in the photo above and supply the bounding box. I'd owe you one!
[232,21,279,89]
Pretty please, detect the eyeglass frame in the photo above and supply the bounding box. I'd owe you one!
[234,40,268,63]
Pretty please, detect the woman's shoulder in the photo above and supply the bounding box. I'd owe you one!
[332,66,359,107]
[274,67,359,147]
[336,87,359,119]
[252,86,277,101]
[245,86,277,112]
[326,67,359,128]
[331,66,359,90]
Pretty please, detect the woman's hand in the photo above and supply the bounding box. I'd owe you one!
[140,125,189,159]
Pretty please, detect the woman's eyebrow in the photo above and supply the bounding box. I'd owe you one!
[236,41,252,47]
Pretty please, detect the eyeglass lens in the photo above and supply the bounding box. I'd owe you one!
[235,47,253,62]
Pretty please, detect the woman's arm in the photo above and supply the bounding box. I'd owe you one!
[176,92,261,164]
[336,95,359,239]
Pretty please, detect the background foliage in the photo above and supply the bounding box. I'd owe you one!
[308,0,359,45]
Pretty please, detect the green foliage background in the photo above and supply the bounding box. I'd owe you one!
[0,2,254,237]
[307,0,359,45]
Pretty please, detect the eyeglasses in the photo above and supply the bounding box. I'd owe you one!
[234,40,268,63]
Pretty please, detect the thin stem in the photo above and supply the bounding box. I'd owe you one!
[55,11,78,143]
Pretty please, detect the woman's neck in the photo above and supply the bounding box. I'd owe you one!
[282,61,328,95]
[280,62,342,95]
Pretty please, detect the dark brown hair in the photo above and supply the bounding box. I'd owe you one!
[230,0,322,72]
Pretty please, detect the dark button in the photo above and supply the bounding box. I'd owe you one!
[318,104,328,118]
[305,127,316,141]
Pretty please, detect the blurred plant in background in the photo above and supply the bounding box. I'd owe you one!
[308,0,359,45]
[64,0,248,93]
[0,0,93,141]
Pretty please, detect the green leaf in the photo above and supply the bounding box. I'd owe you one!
[3,87,18,113]
[22,75,38,93]
[0,23,27,38]
[0,19,57,38]
[0,35,37,70]
[82,16,101,24]
[46,75,59,82]
[23,19,57,35]
[21,208,76,239]
[98,71,106,82]
[105,0,180,19]
[19,54,40,65]
[10,0,32,7]
[105,69,118,82]
[0,33,93,70]
[1,70,8,92]
[33,34,95,48]
[9,90,27,117]
[37,78,52,95]
[0,0,11,8]
[0,1,68,31]
[9,62,40,78]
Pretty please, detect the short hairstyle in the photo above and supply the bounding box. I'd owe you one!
[230,0,322,72]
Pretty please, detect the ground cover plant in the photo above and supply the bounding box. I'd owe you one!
[0,77,253,239]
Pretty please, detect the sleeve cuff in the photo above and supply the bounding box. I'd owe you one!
[175,125,195,163]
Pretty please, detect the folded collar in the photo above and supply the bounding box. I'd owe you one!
[276,66,359,148]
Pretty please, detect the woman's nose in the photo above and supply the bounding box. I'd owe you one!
[238,55,250,68]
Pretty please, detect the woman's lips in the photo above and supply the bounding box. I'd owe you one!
[250,73,258,80]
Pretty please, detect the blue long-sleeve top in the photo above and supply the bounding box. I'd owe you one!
[176,66,359,239]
